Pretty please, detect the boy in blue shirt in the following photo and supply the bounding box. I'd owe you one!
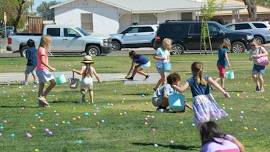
[23,39,38,85]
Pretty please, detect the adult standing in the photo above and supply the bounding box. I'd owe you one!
[153,38,172,91]
[249,39,268,92]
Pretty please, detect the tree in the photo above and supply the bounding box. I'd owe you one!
[0,0,33,32]
[37,1,59,20]
[243,0,257,19]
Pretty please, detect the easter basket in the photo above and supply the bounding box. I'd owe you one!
[69,72,79,89]
[168,90,185,112]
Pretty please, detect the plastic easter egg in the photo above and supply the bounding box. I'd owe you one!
[47,131,53,136]
[154,144,159,147]
[25,132,32,138]
[44,128,50,132]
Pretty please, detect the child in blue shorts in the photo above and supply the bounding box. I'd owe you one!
[23,39,38,85]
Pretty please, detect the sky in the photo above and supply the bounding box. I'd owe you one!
[33,0,64,11]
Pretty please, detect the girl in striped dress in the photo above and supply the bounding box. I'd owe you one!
[172,62,230,126]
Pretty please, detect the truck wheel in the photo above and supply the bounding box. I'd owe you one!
[20,46,28,57]
[171,43,185,55]
[112,40,121,51]
[232,41,246,53]
[86,45,100,56]
[254,36,264,45]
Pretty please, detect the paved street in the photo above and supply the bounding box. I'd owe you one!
[0,72,161,85]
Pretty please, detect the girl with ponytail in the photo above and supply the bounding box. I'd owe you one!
[171,62,230,127]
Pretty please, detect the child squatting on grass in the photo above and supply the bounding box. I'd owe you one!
[23,39,38,85]
[216,38,231,89]
[172,62,230,127]
[152,72,192,112]
[36,35,56,107]
[73,56,101,104]
[200,121,245,152]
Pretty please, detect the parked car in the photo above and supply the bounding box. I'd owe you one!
[154,20,254,54]
[7,25,112,57]
[110,25,158,50]
[0,26,14,38]
[225,21,270,44]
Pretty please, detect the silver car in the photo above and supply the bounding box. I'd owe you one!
[225,21,270,44]
[110,25,158,50]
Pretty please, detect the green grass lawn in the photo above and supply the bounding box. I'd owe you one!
[0,54,270,151]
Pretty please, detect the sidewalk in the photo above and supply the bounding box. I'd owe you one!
[0,72,161,85]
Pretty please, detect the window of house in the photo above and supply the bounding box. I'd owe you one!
[47,28,60,37]
[252,23,267,28]
[235,24,252,30]
[139,27,154,32]
[64,28,80,37]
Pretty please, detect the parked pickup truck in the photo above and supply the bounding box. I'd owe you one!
[7,25,112,57]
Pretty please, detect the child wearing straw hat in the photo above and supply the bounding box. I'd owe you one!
[73,56,101,103]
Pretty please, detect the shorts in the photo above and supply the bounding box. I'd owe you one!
[140,61,151,69]
[152,96,163,107]
[81,77,93,90]
[36,69,55,83]
[217,65,226,78]
[25,66,36,75]
[252,64,266,75]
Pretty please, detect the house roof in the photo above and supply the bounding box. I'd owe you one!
[50,0,246,13]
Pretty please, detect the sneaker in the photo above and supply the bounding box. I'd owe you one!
[22,81,28,85]
[260,87,265,93]
[145,75,150,80]
[38,97,49,107]
[126,77,134,80]
[256,86,260,92]
[156,108,168,113]
[33,81,39,84]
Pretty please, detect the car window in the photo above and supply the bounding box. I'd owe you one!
[127,27,139,33]
[235,24,252,30]
[189,23,201,35]
[139,27,154,32]
[252,23,267,28]
[47,28,60,37]
[64,28,80,37]
[158,23,189,37]
[208,24,220,33]
[227,25,235,30]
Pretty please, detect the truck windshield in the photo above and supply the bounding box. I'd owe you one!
[75,27,90,36]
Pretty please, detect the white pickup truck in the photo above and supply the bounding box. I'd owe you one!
[7,25,112,57]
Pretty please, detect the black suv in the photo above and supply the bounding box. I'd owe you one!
[154,21,254,54]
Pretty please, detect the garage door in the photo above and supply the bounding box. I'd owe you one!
[139,14,157,25]
[81,13,93,32]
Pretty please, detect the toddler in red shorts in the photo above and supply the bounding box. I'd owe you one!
[217,39,231,89]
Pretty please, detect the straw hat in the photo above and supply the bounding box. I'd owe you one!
[82,55,94,64]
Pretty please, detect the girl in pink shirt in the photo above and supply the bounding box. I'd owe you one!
[36,35,56,107]
[200,121,245,152]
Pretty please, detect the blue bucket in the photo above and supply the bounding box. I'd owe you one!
[163,62,172,71]
[168,92,185,112]
[225,70,234,80]
[55,74,67,85]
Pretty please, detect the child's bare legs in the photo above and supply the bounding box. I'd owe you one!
[220,77,225,89]
[88,89,94,104]
[258,73,264,91]
[43,79,56,98]
[24,74,29,84]
[32,73,37,83]
[154,72,166,90]
[38,82,45,97]
[252,73,260,90]
[81,89,86,102]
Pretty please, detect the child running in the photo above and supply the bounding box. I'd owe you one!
[249,39,268,92]
[125,51,150,80]
[172,62,230,126]
[200,121,245,152]
[73,56,101,104]
[153,38,172,91]
[23,39,38,85]
[36,35,56,107]
[217,39,231,89]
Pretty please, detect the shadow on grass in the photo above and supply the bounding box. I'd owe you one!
[122,93,151,96]
[226,90,244,93]
[132,142,199,150]
[0,105,38,108]
[51,100,78,104]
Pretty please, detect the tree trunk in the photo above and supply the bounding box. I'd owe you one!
[243,0,257,19]
[13,0,25,32]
